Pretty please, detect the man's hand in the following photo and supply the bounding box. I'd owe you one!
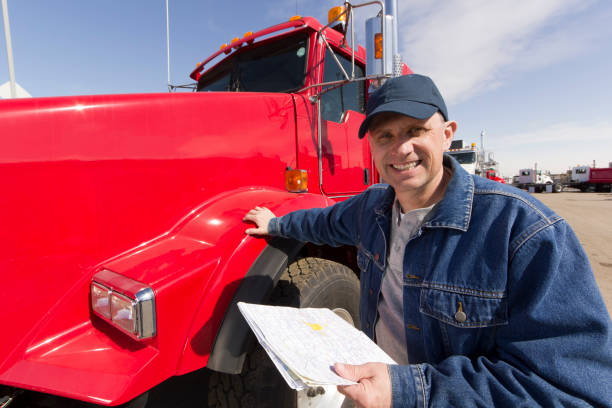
[335,362,392,408]
[243,206,276,235]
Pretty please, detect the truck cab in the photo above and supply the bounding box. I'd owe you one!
[571,166,590,183]
[447,141,478,174]
[0,2,408,407]
[518,168,553,185]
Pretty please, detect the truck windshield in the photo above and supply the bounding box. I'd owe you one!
[448,151,476,164]
[197,34,308,93]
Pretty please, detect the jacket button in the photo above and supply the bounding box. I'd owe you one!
[369,288,373,296]
[455,310,467,323]
[455,301,467,323]
[374,253,380,261]
[366,322,370,329]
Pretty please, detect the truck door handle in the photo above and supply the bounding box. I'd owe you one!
[364,168,370,185]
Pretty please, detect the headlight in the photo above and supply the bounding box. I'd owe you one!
[90,269,156,339]
[91,282,112,319]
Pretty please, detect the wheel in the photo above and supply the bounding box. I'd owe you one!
[208,257,361,408]
[553,183,563,193]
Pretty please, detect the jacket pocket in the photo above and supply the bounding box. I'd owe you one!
[357,249,371,274]
[419,287,508,328]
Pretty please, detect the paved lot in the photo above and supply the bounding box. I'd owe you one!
[530,191,612,313]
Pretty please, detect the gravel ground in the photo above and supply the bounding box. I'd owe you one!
[529,190,612,313]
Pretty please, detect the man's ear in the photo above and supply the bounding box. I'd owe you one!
[442,121,457,150]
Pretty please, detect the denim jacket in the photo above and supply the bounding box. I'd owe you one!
[268,156,612,407]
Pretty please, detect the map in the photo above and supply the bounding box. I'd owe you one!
[237,302,396,390]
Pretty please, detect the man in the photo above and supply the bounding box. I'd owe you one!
[243,74,612,407]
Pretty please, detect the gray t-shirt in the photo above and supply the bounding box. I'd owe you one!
[375,200,435,365]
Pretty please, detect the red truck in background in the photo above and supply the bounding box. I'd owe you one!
[484,169,506,184]
[0,2,409,407]
[568,165,612,192]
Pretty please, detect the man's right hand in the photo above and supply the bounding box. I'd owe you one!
[243,206,276,235]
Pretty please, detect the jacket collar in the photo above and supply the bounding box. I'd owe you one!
[424,154,473,231]
[373,154,474,231]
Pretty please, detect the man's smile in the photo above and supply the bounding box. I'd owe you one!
[391,160,421,171]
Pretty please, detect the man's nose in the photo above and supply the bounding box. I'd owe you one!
[394,138,414,156]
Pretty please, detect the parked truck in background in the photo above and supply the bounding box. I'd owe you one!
[567,165,612,192]
[484,169,506,184]
[447,140,479,175]
[515,168,561,193]
[0,2,408,407]
[447,140,505,183]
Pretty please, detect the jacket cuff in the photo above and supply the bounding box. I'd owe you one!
[267,217,282,236]
[388,364,419,408]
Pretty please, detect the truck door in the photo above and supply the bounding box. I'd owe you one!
[318,47,373,196]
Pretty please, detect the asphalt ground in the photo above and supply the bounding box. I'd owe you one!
[529,190,612,314]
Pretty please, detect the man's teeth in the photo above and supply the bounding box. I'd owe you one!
[392,162,418,170]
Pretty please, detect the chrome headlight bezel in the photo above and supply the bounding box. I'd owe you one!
[90,269,157,340]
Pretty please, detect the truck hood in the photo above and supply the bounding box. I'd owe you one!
[0,91,298,401]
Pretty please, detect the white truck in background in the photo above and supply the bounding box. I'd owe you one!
[516,168,561,193]
[447,140,478,174]
[447,139,506,183]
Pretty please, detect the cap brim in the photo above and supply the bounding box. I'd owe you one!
[358,100,439,139]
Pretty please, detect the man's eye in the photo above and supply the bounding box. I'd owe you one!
[376,133,392,143]
[408,128,427,137]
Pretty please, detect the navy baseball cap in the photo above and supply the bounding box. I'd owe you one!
[358,74,448,139]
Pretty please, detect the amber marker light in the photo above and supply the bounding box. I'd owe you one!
[374,33,383,59]
[244,31,254,44]
[285,169,308,193]
[328,6,346,24]
[289,15,302,21]
[231,37,244,50]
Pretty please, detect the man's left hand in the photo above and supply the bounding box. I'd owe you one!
[335,362,391,408]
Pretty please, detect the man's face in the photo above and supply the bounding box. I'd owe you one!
[367,112,455,197]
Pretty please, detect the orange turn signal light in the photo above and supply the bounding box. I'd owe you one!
[220,43,231,54]
[289,15,302,22]
[285,169,308,193]
[374,33,383,59]
[328,6,346,24]
[231,37,242,50]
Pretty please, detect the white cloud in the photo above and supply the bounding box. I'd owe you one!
[496,121,612,144]
[397,0,606,103]
[488,121,612,175]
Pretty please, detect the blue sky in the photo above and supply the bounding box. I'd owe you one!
[1,0,611,177]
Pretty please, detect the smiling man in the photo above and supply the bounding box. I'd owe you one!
[243,74,612,407]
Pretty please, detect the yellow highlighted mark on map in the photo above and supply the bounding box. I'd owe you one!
[305,322,323,331]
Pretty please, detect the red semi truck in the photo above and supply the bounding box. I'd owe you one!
[0,2,409,407]
[484,169,506,184]
[568,165,612,192]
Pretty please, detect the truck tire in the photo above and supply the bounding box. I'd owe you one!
[208,257,360,408]
[553,183,563,193]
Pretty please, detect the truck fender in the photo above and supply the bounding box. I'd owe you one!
[205,237,303,374]
[174,187,334,375]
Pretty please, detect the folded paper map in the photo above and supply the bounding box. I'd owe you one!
[237,302,396,390]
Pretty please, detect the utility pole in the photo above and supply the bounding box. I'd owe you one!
[166,0,171,91]
[1,0,17,98]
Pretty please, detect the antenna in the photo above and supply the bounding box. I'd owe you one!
[2,0,17,98]
[166,0,171,91]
